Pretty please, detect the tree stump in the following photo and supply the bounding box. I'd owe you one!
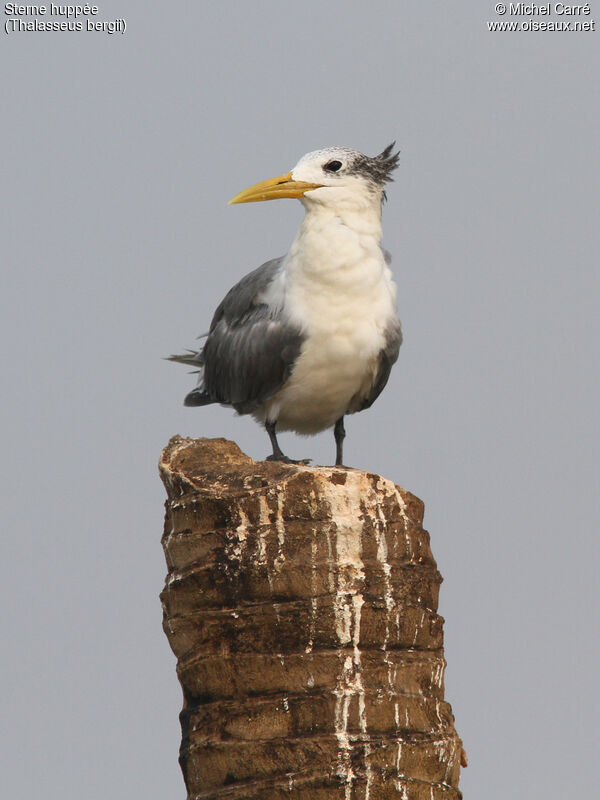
[160,436,464,799]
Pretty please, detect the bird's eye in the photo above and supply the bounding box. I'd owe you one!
[324,160,342,173]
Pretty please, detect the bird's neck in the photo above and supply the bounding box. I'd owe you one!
[287,203,384,283]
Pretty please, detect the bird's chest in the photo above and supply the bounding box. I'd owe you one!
[289,277,390,367]
[284,225,396,336]
[272,246,396,431]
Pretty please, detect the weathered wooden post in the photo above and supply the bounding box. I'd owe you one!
[160,436,464,799]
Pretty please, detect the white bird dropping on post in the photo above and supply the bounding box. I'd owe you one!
[169,144,402,466]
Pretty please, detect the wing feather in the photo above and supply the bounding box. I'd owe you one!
[357,318,402,411]
[174,258,304,414]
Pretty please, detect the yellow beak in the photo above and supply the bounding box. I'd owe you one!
[228,171,324,204]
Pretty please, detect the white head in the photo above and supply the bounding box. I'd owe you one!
[229,144,399,213]
[291,144,400,210]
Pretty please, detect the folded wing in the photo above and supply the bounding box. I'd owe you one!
[355,317,402,412]
[171,258,305,415]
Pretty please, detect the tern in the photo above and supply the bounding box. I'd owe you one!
[169,144,402,466]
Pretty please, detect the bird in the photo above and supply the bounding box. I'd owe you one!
[169,143,402,467]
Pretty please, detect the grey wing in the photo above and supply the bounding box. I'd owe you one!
[180,258,304,414]
[357,317,403,411]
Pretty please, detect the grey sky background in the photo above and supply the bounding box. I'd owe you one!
[2,1,598,797]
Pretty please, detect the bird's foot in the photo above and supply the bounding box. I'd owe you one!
[266,454,311,465]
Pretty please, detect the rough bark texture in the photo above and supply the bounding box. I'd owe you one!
[160,436,464,800]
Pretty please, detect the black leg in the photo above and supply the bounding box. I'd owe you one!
[265,419,286,460]
[265,420,311,464]
[334,416,346,466]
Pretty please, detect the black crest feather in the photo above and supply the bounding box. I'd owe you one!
[351,141,400,188]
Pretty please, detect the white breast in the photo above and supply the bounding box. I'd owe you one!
[258,208,398,434]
